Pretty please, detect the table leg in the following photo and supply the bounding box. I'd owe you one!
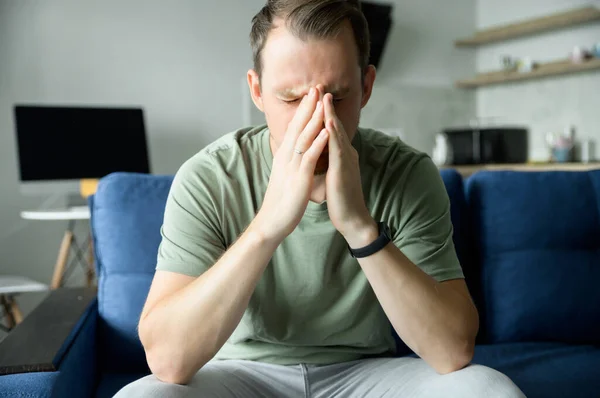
[86,236,95,287]
[51,230,74,289]
[8,296,23,324]
[0,295,16,330]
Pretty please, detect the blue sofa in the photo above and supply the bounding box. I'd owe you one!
[1,169,599,397]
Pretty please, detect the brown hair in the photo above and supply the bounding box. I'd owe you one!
[250,0,371,78]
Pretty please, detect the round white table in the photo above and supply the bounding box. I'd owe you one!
[20,207,94,289]
[20,206,91,221]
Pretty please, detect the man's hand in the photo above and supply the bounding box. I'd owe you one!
[252,87,330,243]
[323,93,378,248]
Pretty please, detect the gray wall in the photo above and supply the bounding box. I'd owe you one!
[0,0,476,318]
[361,0,477,152]
[476,0,600,161]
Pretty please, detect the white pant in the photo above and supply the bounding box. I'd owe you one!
[115,357,526,397]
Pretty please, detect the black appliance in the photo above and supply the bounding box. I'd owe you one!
[361,1,393,69]
[443,126,529,165]
[13,104,151,182]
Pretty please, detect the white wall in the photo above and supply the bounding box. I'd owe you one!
[0,0,476,320]
[476,0,600,161]
[360,0,477,153]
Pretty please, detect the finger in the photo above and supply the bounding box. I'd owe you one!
[323,93,337,125]
[324,95,350,146]
[316,84,325,102]
[294,100,324,155]
[283,87,318,148]
[326,118,341,155]
[321,94,341,159]
[300,128,329,174]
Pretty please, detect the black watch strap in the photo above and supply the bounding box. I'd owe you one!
[348,222,392,258]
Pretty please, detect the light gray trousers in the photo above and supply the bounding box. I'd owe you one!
[114,357,526,398]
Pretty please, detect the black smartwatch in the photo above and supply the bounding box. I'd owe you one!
[348,222,392,258]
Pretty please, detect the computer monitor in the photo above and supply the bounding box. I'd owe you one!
[13,104,151,206]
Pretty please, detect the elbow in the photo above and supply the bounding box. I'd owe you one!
[139,324,203,385]
[436,304,479,374]
[431,301,479,375]
[437,348,474,375]
[151,367,191,385]
[151,369,190,385]
[435,339,475,375]
[145,348,199,385]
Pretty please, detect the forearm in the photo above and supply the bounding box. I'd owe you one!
[347,225,478,374]
[140,222,279,383]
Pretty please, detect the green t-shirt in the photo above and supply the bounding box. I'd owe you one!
[156,125,464,365]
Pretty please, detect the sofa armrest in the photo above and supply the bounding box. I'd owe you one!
[0,287,99,398]
[0,287,96,375]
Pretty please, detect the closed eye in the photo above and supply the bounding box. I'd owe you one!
[282,98,344,104]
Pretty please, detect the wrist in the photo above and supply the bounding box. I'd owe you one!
[343,217,379,249]
[247,216,285,249]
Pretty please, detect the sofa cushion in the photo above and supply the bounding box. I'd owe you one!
[91,172,174,373]
[465,171,600,344]
[0,372,57,398]
[474,342,600,398]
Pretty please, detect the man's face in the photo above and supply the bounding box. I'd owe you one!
[248,20,375,168]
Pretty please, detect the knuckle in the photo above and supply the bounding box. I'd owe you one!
[301,151,314,162]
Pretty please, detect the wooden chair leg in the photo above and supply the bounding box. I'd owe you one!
[51,230,73,289]
[86,236,95,287]
[9,296,23,324]
[0,294,16,330]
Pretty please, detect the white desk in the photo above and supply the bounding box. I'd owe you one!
[20,207,94,289]
[20,206,91,221]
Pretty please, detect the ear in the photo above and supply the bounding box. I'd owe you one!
[360,65,377,109]
[247,69,264,113]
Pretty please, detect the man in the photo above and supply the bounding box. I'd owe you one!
[116,1,525,397]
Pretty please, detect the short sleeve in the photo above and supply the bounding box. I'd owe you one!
[156,155,226,277]
[393,156,464,282]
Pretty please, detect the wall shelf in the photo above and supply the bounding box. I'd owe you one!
[455,6,600,47]
[456,58,600,88]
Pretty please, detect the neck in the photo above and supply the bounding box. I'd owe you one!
[310,174,327,203]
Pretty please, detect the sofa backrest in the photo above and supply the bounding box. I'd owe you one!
[90,172,174,373]
[465,170,600,345]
